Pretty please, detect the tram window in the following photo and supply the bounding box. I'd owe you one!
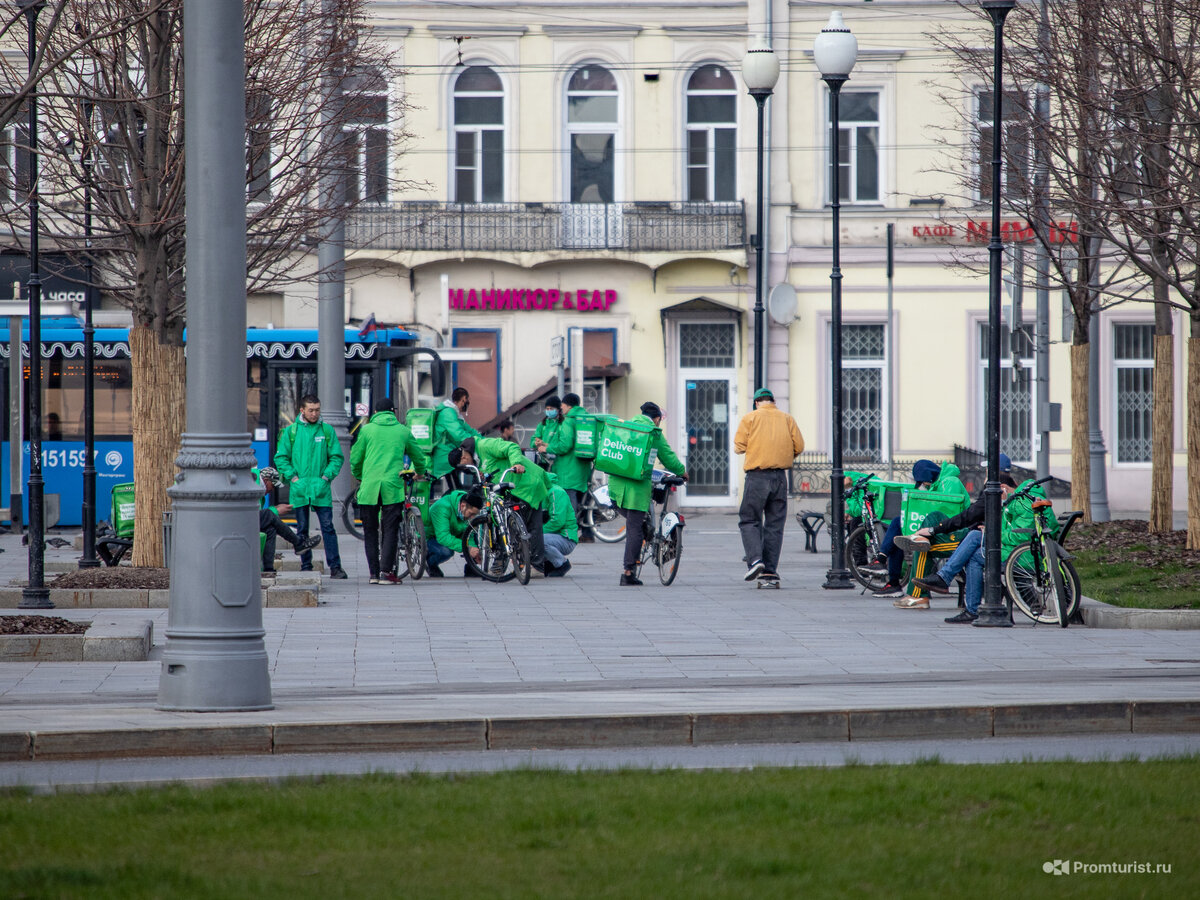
[247,360,267,435]
[25,356,133,440]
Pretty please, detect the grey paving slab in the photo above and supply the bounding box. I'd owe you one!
[2,515,1199,759]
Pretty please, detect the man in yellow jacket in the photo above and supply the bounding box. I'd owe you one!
[734,388,805,585]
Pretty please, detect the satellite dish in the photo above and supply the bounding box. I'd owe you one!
[767,283,798,326]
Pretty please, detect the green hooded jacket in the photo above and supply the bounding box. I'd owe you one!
[426,489,475,548]
[547,405,592,492]
[532,415,560,451]
[474,436,550,510]
[350,411,428,505]
[931,462,970,506]
[606,414,687,512]
[545,484,579,542]
[273,418,344,508]
[432,401,481,478]
[1001,478,1060,559]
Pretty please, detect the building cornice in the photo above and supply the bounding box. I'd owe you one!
[427,24,529,38]
[542,25,643,37]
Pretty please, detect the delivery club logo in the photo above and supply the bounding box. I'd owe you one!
[1044,860,1070,876]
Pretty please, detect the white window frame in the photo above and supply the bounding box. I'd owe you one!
[824,87,882,205]
[451,64,506,204]
[563,63,621,204]
[684,63,737,203]
[975,318,1037,465]
[343,68,390,206]
[1111,320,1154,466]
[972,86,1029,205]
[822,319,891,463]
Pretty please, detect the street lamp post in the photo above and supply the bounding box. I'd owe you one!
[741,36,779,392]
[19,0,51,609]
[815,11,857,591]
[975,0,1017,628]
[78,95,99,568]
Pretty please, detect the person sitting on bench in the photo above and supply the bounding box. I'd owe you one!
[255,467,321,575]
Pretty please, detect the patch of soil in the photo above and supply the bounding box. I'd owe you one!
[50,567,171,590]
[0,615,89,635]
[1072,518,1200,573]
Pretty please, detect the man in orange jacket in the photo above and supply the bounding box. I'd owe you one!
[734,388,805,585]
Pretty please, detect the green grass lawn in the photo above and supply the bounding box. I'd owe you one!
[2,762,1195,898]
[1073,549,1200,609]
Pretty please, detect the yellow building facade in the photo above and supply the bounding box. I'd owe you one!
[271,0,1187,513]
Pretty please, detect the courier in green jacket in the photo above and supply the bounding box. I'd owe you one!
[424,486,484,578]
[546,393,594,541]
[448,435,550,570]
[273,394,346,579]
[542,474,578,577]
[350,396,429,583]
[609,402,688,586]
[432,387,482,484]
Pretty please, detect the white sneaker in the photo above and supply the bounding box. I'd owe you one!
[368,576,380,585]
[744,560,765,581]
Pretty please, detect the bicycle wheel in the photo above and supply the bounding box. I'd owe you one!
[845,524,889,592]
[401,506,427,581]
[341,497,364,541]
[585,478,625,543]
[505,509,532,585]
[1005,542,1081,625]
[463,517,516,583]
[1045,539,1070,628]
[657,526,682,586]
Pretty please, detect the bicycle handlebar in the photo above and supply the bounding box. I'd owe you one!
[842,472,876,500]
[1003,474,1055,508]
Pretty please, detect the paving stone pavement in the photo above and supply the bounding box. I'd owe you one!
[2,515,1199,755]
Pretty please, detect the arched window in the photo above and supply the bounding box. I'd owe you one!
[453,65,504,203]
[566,65,617,203]
[686,64,736,201]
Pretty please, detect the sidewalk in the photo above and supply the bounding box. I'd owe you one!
[2,514,1199,761]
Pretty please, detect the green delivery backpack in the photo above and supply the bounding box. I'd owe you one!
[592,418,655,480]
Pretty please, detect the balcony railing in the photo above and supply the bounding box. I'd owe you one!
[346,201,746,253]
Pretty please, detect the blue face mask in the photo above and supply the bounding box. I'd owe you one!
[546,409,559,419]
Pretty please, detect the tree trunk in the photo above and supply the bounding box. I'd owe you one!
[130,326,186,567]
[1071,341,1092,521]
[1150,333,1174,532]
[1189,334,1200,551]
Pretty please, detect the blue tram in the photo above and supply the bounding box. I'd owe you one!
[1,318,435,526]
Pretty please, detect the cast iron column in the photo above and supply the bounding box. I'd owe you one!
[821,74,852,590]
[975,0,1017,628]
[750,88,769,391]
[19,0,51,609]
[158,0,272,709]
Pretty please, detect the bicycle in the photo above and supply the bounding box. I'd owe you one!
[580,472,626,543]
[395,470,428,581]
[842,473,891,592]
[1002,475,1081,628]
[629,471,687,586]
[458,465,533,585]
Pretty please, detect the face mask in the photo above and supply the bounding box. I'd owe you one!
[546,409,558,419]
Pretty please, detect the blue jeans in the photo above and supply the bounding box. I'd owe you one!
[932,528,984,614]
[294,505,341,571]
[543,533,576,568]
[881,517,904,581]
[426,538,455,568]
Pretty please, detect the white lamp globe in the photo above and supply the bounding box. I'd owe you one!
[741,34,780,92]
[813,11,858,78]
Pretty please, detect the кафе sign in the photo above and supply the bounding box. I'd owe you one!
[910,219,1079,244]
[449,287,618,312]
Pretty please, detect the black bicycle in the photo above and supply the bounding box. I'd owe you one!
[629,471,686,586]
[458,465,533,585]
[1003,476,1081,628]
[843,473,891,592]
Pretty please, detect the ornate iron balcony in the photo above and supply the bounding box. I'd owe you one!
[346,201,746,253]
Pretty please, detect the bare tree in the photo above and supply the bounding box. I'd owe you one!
[0,0,408,564]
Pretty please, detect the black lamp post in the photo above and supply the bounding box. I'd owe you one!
[19,0,51,609]
[815,11,856,591]
[974,0,1017,628]
[78,94,99,568]
[740,36,779,392]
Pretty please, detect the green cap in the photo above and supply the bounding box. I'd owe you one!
[753,388,774,401]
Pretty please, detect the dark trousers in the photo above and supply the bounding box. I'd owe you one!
[259,508,299,572]
[515,502,545,567]
[619,506,648,571]
[565,488,594,541]
[294,504,340,571]
[881,517,904,582]
[738,469,789,575]
[361,502,402,578]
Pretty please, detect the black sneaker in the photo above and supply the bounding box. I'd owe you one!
[744,560,765,581]
[913,573,951,595]
[464,564,482,578]
[427,563,444,578]
[872,581,905,598]
[944,610,978,624]
[547,560,572,578]
[329,566,348,580]
[620,573,643,586]
[293,534,321,555]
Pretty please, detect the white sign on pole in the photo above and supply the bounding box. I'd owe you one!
[550,335,564,367]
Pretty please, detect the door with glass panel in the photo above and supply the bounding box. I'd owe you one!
[675,322,738,506]
[564,65,622,248]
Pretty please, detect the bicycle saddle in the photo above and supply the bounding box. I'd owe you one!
[661,475,686,486]
[1031,498,1053,509]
